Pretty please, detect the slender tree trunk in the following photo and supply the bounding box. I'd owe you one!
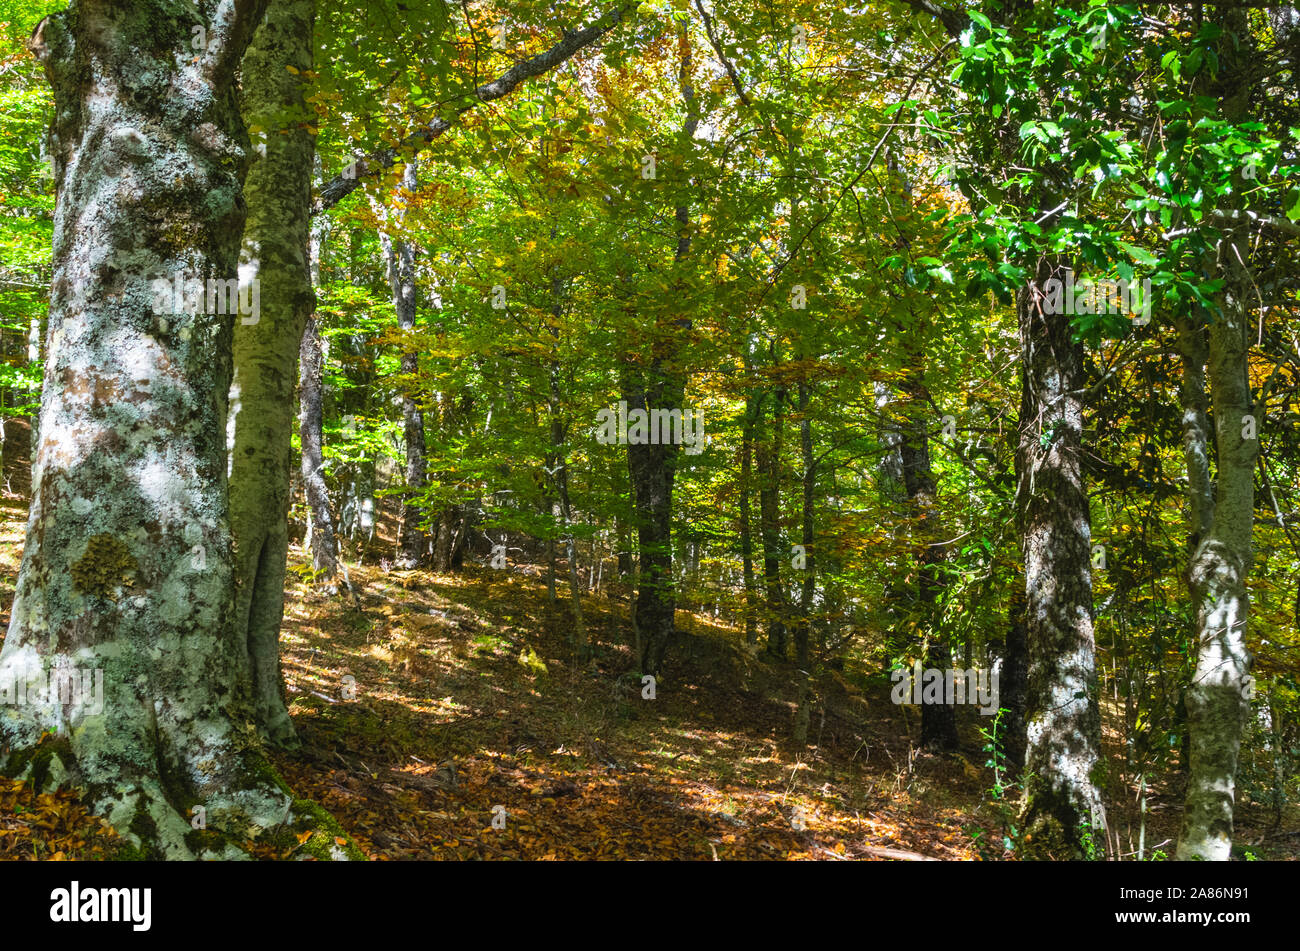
[900,373,957,751]
[299,312,338,587]
[739,394,759,645]
[376,160,426,569]
[1016,255,1107,859]
[547,279,585,652]
[0,0,317,858]
[1176,16,1258,859]
[1002,580,1029,773]
[624,21,697,677]
[227,0,315,749]
[791,380,816,748]
[757,383,788,659]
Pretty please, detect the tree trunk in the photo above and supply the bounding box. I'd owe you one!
[299,312,338,587]
[900,373,957,751]
[1176,15,1258,860]
[1002,581,1029,773]
[547,278,585,653]
[757,382,788,659]
[1016,256,1107,859]
[1177,246,1257,861]
[739,394,759,645]
[791,381,816,749]
[624,376,684,676]
[376,160,426,570]
[227,0,315,749]
[624,20,697,677]
[0,0,314,858]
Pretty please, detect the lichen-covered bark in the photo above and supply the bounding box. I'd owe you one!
[298,311,338,584]
[1177,289,1256,860]
[0,0,315,858]
[1016,257,1107,859]
[1175,12,1257,861]
[228,0,315,749]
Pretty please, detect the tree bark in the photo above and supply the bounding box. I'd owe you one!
[900,374,957,751]
[1016,256,1107,859]
[299,312,338,586]
[0,0,314,858]
[1002,581,1029,773]
[757,382,788,659]
[791,380,816,749]
[623,21,697,677]
[1176,14,1259,859]
[739,394,759,645]
[376,159,426,569]
[227,0,315,749]
[1178,247,1257,860]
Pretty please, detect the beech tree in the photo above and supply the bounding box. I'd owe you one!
[0,0,316,858]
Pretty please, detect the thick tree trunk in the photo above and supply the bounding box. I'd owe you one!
[624,376,684,676]
[1016,256,1107,859]
[0,0,320,858]
[227,0,315,749]
[377,160,426,570]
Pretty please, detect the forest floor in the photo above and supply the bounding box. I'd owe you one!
[0,431,1293,859]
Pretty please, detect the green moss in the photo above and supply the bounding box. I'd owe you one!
[70,534,137,597]
[0,732,72,788]
[287,799,367,861]
[184,827,228,854]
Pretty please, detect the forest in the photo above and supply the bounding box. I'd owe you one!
[0,0,1295,870]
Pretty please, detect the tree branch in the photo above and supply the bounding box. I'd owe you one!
[311,4,635,215]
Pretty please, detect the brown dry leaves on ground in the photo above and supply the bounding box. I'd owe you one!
[268,553,985,861]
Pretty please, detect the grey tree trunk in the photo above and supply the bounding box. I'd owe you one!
[1177,247,1257,861]
[739,394,759,644]
[547,279,585,653]
[1176,13,1258,860]
[375,160,426,569]
[791,380,816,749]
[1016,256,1107,859]
[0,0,318,858]
[299,312,338,587]
[227,0,315,749]
[756,383,788,659]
